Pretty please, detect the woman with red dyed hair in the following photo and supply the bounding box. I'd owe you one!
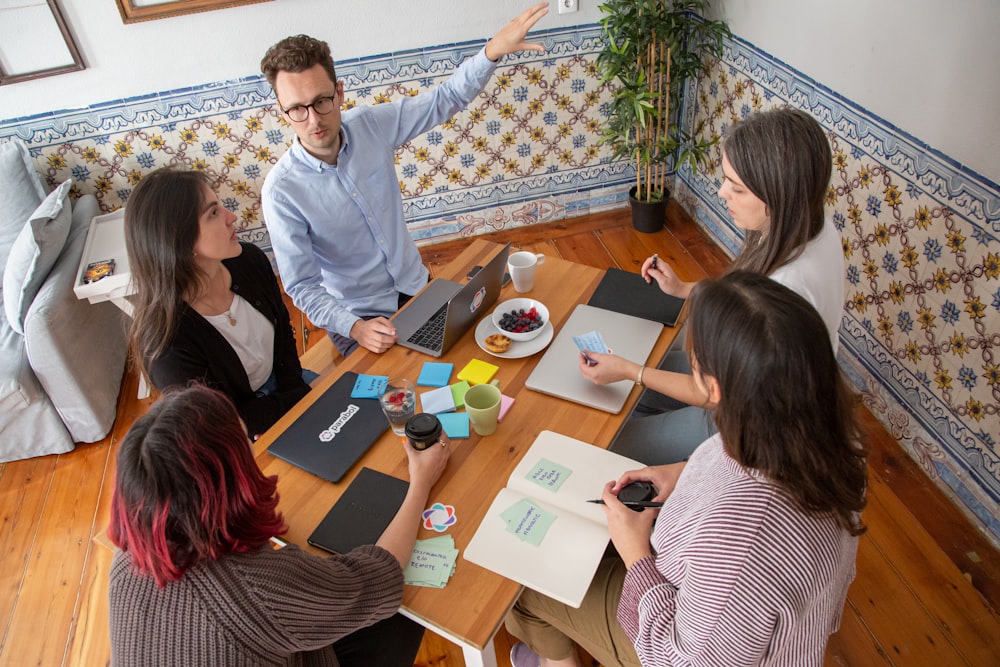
[107,384,449,666]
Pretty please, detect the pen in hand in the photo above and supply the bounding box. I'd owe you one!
[587,499,664,508]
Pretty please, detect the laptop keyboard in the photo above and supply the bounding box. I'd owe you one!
[406,304,448,351]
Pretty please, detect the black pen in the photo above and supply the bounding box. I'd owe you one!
[650,253,659,270]
[587,499,664,508]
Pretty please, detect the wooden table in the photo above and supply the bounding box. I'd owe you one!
[252,239,678,666]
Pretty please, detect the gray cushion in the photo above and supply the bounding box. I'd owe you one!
[0,139,48,268]
[3,180,74,334]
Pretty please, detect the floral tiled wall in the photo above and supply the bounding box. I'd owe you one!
[674,35,1000,545]
[0,26,629,252]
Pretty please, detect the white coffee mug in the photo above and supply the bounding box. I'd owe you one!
[507,251,546,293]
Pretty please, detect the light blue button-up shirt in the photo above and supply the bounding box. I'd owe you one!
[262,48,498,339]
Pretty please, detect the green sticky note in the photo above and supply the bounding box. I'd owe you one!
[500,498,556,546]
[405,536,458,588]
[450,380,471,408]
[525,458,573,493]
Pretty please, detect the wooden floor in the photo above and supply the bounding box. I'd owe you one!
[2,205,999,666]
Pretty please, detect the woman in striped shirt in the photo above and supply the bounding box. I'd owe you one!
[506,271,868,667]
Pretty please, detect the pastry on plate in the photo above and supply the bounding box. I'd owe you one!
[484,333,513,353]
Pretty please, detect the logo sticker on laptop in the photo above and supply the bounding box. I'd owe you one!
[318,404,361,441]
[470,287,486,313]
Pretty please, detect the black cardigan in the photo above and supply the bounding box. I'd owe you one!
[149,243,310,437]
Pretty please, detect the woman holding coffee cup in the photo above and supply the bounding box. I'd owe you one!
[107,384,451,665]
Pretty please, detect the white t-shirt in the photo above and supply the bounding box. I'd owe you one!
[769,218,845,353]
[203,294,275,390]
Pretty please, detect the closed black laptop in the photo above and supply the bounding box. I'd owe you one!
[266,372,387,483]
[587,267,686,327]
[308,467,409,554]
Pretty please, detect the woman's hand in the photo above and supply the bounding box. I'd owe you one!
[578,351,639,385]
[602,481,657,568]
[641,255,693,298]
[614,463,687,503]
[403,434,451,496]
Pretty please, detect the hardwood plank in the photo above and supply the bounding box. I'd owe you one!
[2,441,112,666]
[862,472,1000,663]
[848,535,968,665]
[64,546,112,667]
[593,225,656,273]
[550,233,618,270]
[825,599,894,666]
[664,200,731,276]
[858,407,1000,611]
[0,455,58,647]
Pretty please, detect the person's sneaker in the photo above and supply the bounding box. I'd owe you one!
[509,641,541,667]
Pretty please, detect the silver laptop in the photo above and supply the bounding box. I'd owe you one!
[525,304,663,413]
[394,242,511,357]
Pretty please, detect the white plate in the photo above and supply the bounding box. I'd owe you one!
[475,317,554,359]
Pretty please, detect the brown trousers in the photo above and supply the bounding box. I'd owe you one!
[504,554,642,667]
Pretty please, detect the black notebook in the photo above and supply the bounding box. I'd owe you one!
[267,371,388,483]
[587,267,686,327]
[308,467,409,554]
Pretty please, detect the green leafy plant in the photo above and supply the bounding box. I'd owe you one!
[598,0,730,203]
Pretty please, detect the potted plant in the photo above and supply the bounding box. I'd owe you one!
[597,0,730,232]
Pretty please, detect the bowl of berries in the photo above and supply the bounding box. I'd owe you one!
[492,298,550,342]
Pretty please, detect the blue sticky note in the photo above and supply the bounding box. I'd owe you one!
[420,386,456,414]
[438,412,470,439]
[351,374,388,398]
[418,362,454,387]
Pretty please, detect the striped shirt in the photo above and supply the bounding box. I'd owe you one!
[618,434,858,666]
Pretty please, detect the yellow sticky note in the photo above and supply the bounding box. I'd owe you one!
[457,359,499,386]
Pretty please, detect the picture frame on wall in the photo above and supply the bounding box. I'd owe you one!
[114,0,274,24]
[0,0,84,85]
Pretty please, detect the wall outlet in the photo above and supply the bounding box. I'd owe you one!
[558,0,578,14]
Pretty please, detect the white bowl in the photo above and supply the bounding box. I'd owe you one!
[492,298,550,342]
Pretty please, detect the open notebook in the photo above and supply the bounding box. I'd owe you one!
[464,430,643,607]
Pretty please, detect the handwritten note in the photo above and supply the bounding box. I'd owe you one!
[500,498,556,546]
[525,458,572,493]
[405,535,458,588]
[350,374,388,399]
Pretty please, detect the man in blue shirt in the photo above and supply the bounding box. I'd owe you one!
[260,3,549,356]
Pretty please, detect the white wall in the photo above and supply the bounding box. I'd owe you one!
[7,0,995,183]
[713,0,1000,182]
[0,0,601,121]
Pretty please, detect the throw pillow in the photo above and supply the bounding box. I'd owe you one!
[0,139,49,268]
[3,179,74,334]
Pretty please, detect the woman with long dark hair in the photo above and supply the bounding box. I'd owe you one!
[108,384,450,665]
[582,107,845,464]
[125,167,310,438]
[507,271,867,667]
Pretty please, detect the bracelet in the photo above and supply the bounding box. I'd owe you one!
[636,366,646,387]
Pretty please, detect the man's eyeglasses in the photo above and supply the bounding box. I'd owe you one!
[280,95,338,123]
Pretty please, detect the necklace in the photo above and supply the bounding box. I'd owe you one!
[224,310,236,326]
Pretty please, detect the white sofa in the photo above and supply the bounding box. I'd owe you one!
[0,139,126,461]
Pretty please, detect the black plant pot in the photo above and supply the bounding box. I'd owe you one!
[628,186,668,233]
